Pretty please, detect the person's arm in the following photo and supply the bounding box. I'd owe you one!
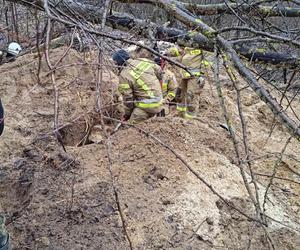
[153,63,163,82]
[165,47,182,58]
[0,98,4,136]
[165,71,177,102]
[118,76,134,119]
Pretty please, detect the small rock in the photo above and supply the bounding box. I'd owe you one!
[206,217,214,225]
[162,199,174,205]
[36,236,50,247]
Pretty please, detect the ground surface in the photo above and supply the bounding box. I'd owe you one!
[0,48,299,249]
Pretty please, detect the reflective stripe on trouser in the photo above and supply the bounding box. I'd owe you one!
[187,77,203,114]
[177,77,204,117]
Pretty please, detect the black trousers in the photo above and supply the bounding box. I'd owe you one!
[0,98,4,136]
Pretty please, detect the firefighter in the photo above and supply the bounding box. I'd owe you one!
[165,46,211,119]
[112,49,163,123]
[154,57,177,116]
[0,101,10,250]
[0,215,9,250]
[0,41,22,63]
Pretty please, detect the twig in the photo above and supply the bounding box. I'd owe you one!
[104,116,263,225]
[254,172,300,185]
[213,47,264,222]
[222,53,266,223]
[262,135,293,212]
[92,9,133,247]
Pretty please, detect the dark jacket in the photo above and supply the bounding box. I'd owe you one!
[0,98,4,136]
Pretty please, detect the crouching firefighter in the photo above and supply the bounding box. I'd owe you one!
[112,49,164,123]
[165,46,211,119]
[154,57,177,116]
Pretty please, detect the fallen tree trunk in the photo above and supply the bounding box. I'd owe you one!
[183,2,300,17]
[118,0,300,17]
[5,0,300,139]
[153,0,300,140]
[7,0,300,69]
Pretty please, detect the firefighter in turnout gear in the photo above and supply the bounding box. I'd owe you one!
[112,49,163,123]
[154,57,177,116]
[166,46,210,119]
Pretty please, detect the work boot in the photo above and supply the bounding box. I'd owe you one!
[183,112,196,120]
[0,215,10,250]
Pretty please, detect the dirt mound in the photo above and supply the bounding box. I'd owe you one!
[0,48,299,249]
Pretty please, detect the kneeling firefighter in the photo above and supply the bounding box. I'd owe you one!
[112,49,164,123]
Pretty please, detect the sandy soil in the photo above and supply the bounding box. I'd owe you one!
[0,48,299,249]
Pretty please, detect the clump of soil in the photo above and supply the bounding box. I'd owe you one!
[0,47,299,249]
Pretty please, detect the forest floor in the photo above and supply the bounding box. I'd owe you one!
[0,47,299,249]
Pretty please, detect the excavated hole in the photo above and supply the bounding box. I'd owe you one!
[58,115,116,146]
[59,117,93,147]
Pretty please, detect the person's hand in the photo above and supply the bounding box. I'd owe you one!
[162,98,169,105]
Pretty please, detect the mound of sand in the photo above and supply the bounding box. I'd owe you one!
[0,47,299,249]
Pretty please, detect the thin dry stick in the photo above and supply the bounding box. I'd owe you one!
[254,172,300,185]
[34,9,42,85]
[104,116,263,225]
[93,9,133,248]
[215,49,275,249]
[222,53,265,223]
[44,18,59,131]
[262,135,293,212]
[213,48,261,219]
[44,18,67,152]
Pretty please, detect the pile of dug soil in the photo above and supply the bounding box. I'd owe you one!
[0,48,299,249]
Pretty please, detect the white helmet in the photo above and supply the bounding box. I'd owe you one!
[7,42,22,56]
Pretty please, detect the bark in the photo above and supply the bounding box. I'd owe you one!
[7,0,300,69]
[5,0,300,139]
[117,0,300,17]
[158,0,300,140]
[182,2,300,18]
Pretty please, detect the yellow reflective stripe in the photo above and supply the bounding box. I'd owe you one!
[184,48,202,55]
[167,91,176,98]
[183,112,195,119]
[176,105,187,112]
[130,61,155,98]
[136,78,155,98]
[119,83,130,90]
[183,71,191,77]
[202,60,212,67]
[190,49,201,55]
[162,82,168,91]
[130,61,152,79]
[170,47,180,57]
[135,101,162,108]
[183,71,202,77]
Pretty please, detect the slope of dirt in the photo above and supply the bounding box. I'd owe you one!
[0,48,299,249]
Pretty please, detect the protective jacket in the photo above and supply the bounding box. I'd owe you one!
[118,58,163,110]
[167,47,211,79]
